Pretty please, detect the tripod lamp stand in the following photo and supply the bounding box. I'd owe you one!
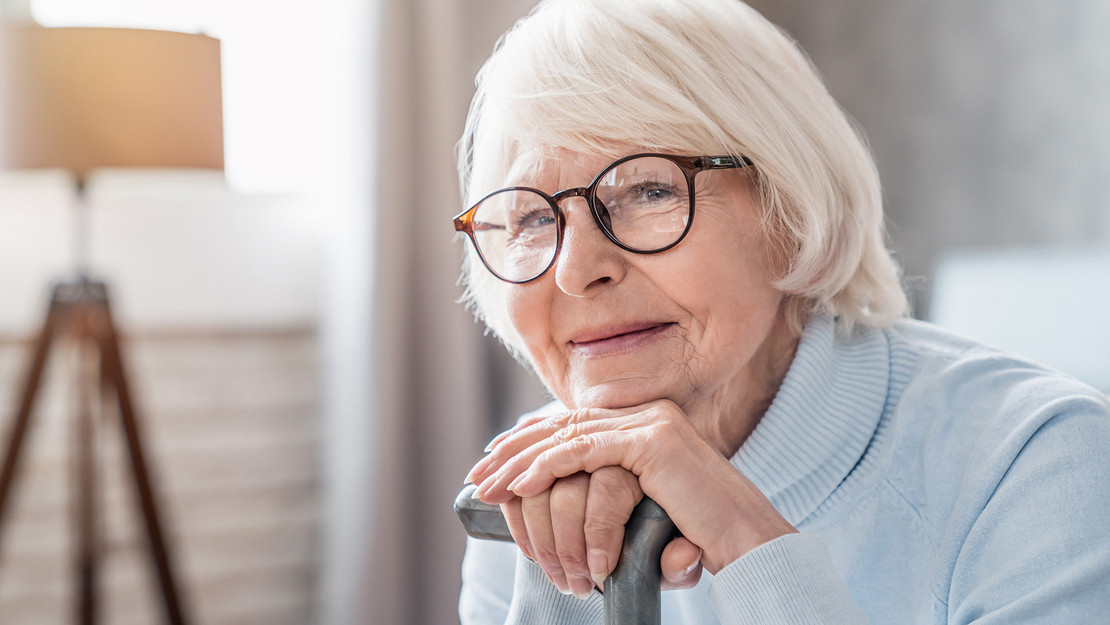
[0,24,224,625]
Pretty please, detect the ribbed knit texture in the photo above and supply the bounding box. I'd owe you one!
[709,534,868,625]
[460,314,1110,625]
[732,315,893,525]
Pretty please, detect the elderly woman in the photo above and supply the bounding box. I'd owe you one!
[454,0,1110,623]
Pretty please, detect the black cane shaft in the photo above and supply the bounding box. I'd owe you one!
[604,497,676,625]
[455,484,678,625]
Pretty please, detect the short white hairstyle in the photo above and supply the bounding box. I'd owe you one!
[456,0,909,356]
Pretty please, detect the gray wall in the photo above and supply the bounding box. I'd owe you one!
[0,0,31,19]
[751,0,1110,315]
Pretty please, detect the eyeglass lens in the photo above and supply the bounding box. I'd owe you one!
[469,155,692,282]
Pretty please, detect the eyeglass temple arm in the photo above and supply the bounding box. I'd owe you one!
[455,483,678,625]
[701,155,754,169]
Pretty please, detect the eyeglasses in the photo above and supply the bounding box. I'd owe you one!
[453,153,754,283]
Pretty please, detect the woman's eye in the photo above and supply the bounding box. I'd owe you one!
[630,183,679,205]
[514,209,556,230]
[640,187,675,202]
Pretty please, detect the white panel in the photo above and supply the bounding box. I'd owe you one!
[931,247,1110,392]
[86,169,319,331]
[0,169,319,335]
[0,169,75,335]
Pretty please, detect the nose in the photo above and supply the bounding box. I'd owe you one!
[552,196,628,296]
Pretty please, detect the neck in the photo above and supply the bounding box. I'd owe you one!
[689,305,801,458]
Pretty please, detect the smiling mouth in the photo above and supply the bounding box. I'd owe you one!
[569,322,675,357]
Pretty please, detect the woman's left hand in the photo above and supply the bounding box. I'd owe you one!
[467,399,796,575]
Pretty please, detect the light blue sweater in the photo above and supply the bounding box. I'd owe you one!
[460,315,1110,624]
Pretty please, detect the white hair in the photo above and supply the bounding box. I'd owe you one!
[456,0,909,357]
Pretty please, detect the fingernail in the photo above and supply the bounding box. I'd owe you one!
[574,590,591,601]
[507,474,525,493]
[485,428,516,452]
[588,549,609,585]
[682,549,703,577]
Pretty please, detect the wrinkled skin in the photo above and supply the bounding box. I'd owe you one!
[466,146,800,598]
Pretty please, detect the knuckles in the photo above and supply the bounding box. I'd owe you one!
[591,466,642,504]
[553,546,589,573]
[532,543,561,566]
[548,473,589,508]
[582,514,626,541]
[550,422,582,444]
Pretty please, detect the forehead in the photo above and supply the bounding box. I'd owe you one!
[502,144,629,188]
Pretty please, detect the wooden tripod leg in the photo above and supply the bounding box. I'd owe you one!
[77,333,99,625]
[0,294,61,534]
[94,302,189,625]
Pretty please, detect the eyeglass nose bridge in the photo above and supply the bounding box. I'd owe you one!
[550,186,590,206]
[549,186,614,235]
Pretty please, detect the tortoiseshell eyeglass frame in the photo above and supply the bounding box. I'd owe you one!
[452,153,755,284]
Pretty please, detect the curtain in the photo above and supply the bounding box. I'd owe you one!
[357,1,546,624]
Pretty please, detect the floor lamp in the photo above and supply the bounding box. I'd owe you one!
[0,24,224,625]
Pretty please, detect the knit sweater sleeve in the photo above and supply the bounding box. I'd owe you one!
[504,554,604,624]
[460,538,605,625]
[708,533,870,625]
[459,537,518,625]
[944,399,1110,623]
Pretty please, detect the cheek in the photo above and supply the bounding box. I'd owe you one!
[506,284,558,360]
[506,283,540,329]
[506,285,577,402]
[668,234,784,353]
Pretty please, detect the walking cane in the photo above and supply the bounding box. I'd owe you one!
[455,484,678,625]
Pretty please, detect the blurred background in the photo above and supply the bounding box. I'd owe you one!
[0,0,1106,624]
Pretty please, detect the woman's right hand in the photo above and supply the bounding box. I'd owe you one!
[499,466,704,599]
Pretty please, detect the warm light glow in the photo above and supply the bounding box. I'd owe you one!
[30,0,329,194]
[1,26,224,177]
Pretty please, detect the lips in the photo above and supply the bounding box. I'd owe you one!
[568,322,675,357]
[570,322,670,344]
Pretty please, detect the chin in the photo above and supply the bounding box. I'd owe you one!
[569,378,685,412]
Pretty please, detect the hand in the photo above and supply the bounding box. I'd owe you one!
[493,467,705,598]
[468,400,796,574]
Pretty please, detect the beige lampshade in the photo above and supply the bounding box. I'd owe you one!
[0,24,224,180]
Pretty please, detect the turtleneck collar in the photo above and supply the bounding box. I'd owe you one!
[731,314,892,526]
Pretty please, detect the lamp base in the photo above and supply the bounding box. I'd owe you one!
[0,277,190,625]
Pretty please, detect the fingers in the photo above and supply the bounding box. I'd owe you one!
[469,399,794,584]
[501,498,533,561]
[506,471,627,600]
[465,415,558,485]
[485,414,547,452]
[467,418,570,499]
[467,407,637,500]
[583,466,641,585]
[549,472,594,598]
[520,489,571,594]
[660,537,703,591]
[522,481,604,600]
[509,429,644,498]
[481,404,681,501]
[499,470,702,598]
[476,435,563,503]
